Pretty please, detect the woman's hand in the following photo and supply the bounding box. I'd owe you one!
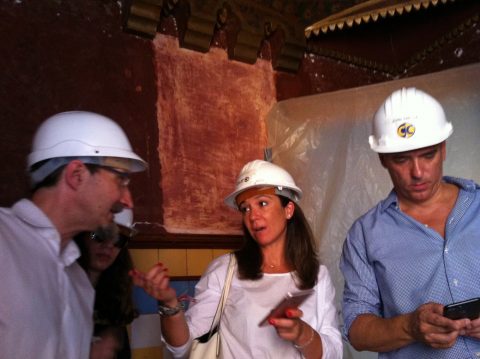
[268,307,311,345]
[269,308,321,358]
[129,263,177,305]
[130,263,190,347]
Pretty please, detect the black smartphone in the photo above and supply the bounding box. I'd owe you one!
[258,289,314,327]
[443,297,480,320]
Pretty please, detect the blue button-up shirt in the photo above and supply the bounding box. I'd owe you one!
[340,176,480,358]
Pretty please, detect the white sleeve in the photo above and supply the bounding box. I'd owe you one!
[316,265,343,359]
[163,254,230,358]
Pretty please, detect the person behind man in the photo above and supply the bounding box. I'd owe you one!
[340,87,480,358]
[0,111,147,359]
[75,208,138,359]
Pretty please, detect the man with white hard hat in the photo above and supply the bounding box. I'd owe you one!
[0,111,147,359]
[340,88,480,358]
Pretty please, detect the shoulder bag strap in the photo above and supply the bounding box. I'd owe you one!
[208,253,236,334]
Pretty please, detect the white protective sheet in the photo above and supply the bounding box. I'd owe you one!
[267,63,480,358]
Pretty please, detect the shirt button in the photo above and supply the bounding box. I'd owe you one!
[453,279,459,286]
[444,247,449,253]
[475,352,480,357]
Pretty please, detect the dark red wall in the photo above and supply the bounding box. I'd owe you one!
[0,0,160,222]
[2,1,476,241]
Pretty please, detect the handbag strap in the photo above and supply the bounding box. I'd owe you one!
[208,253,236,333]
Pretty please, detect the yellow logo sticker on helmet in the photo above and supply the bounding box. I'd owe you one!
[397,123,415,138]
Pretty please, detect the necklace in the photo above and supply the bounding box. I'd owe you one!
[263,262,291,274]
[264,261,282,269]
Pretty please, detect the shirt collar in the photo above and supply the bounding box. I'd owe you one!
[443,175,479,192]
[12,198,54,228]
[380,176,479,212]
[11,199,80,266]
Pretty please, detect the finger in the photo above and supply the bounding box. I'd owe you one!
[419,307,464,332]
[462,319,480,337]
[129,269,147,286]
[132,274,168,296]
[270,317,297,329]
[469,317,480,326]
[145,263,168,281]
[434,317,469,332]
[285,308,303,319]
[270,317,304,339]
[425,302,445,315]
[147,268,172,289]
[424,330,459,348]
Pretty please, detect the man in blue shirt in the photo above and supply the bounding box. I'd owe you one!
[340,87,480,358]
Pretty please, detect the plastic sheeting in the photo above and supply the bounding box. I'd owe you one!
[267,63,480,358]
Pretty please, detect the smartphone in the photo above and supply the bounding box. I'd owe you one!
[443,297,480,320]
[258,289,314,327]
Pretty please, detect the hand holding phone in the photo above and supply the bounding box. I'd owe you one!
[443,297,480,320]
[258,289,314,327]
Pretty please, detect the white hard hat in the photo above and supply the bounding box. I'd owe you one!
[28,111,147,183]
[224,160,302,209]
[369,87,453,153]
[114,208,137,238]
[114,208,134,229]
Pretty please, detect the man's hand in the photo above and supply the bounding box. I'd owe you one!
[462,317,480,338]
[408,302,470,348]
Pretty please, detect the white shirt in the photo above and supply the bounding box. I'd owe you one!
[0,199,95,359]
[165,254,342,358]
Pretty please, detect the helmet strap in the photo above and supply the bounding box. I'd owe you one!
[235,187,276,207]
[29,156,107,186]
[29,157,73,186]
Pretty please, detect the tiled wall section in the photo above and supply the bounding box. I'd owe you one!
[129,249,232,359]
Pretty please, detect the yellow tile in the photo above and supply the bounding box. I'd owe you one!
[132,346,163,359]
[213,249,232,259]
[130,249,158,273]
[186,249,214,276]
[157,249,187,277]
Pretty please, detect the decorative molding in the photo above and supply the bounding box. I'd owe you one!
[126,0,163,37]
[307,43,396,74]
[272,33,306,72]
[179,0,220,52]
[130,231,243,249]
[306,7,478,76]
[124,0,307,72]
[305,0,456,37]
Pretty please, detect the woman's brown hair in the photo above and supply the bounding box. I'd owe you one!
[234,196,319,289]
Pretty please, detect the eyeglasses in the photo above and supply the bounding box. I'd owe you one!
[90,231,132,249]
[100,166,131,187]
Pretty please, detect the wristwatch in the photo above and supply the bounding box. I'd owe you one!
[158,301,185,317]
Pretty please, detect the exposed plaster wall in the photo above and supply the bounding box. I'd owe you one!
[153,35,275,234]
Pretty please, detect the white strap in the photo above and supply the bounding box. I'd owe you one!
[200,254,235,357]
[210,254,236,332]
